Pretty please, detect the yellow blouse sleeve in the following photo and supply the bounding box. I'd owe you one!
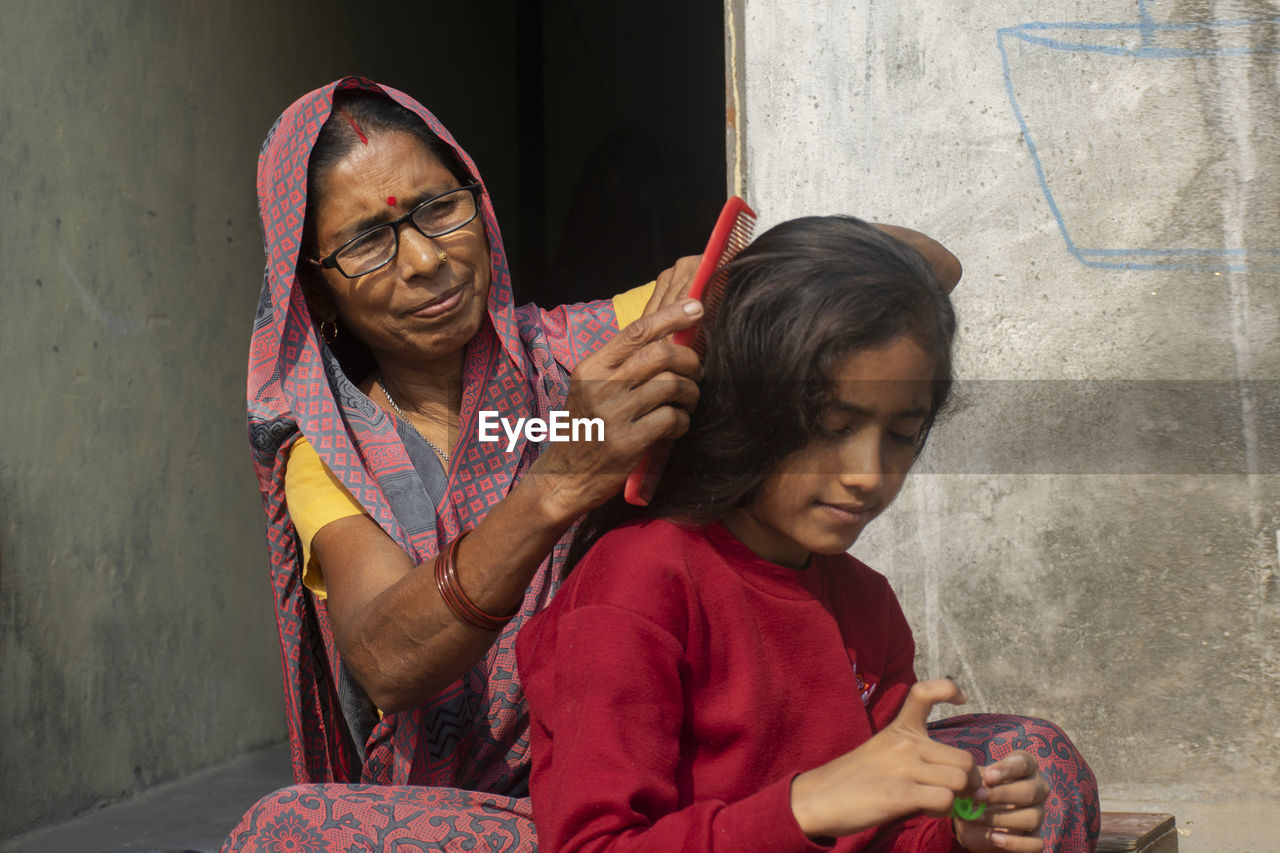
[284,283,652,596]
[284,435,367,598]
[611,281,657,330]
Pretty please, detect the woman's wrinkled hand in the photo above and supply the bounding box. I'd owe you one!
[955,751,1048,853]
[532,296,704,520]
[646,254,703,314]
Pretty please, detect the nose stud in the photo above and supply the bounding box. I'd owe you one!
[438,251,448,264]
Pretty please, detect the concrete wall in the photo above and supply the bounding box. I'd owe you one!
[738,0,1278,846]
[6,0,1275,844]
[0,1,519,840]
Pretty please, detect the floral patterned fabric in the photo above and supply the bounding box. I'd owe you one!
[930,714,1100,852]
[225,716,1099,852]
[224,786,534,853]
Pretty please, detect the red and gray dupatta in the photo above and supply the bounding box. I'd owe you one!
[248,76,617,790]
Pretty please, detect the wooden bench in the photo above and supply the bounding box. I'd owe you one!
[1097,812,1178,853]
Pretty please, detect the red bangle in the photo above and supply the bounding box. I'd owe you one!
[433,532,519,631]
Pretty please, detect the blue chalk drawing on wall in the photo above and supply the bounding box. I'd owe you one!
[997,10,1280,272]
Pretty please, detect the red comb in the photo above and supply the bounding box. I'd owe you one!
[624,196,757,506]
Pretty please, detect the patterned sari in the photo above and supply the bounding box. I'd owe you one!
[226,76,1099,851]
[228,76,614,851]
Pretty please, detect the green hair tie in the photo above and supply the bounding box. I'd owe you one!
[951,797,987,821]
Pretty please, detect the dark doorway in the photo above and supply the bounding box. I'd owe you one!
[335,2,726,309]
[516,1,727,307]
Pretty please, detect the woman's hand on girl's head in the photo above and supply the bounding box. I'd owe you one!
[789,678,981,841]
[954,751,1049,853]
[531,298,704,520]
[871,224,963,293]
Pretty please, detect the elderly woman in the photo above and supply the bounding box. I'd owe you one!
[225,77,1097,851]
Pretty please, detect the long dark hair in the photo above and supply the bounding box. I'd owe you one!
[565,215,957,575]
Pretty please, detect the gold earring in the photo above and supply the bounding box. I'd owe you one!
[438,251,448,264]
[320,319,338,344]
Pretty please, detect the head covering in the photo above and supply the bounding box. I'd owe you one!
[248,77,617,787]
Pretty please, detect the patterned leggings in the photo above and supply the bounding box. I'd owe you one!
[929,714,1100,852]
[222,715,1098,852]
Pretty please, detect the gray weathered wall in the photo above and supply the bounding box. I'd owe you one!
[0,1,519,840]
[739,0,1278,845]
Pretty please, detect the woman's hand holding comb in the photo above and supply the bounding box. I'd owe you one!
[647,254,705,314]
[530,296,704,522]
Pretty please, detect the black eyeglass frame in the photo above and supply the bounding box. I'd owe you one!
[311,183,484,278]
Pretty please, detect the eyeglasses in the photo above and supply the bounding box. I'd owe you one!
[312,183,483,278]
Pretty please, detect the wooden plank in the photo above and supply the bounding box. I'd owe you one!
[1097,812,1177,853]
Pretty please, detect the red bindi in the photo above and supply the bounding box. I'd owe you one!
[343,113,369,145]
[387,196,397,206]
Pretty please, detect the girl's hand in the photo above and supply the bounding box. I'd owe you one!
[790,679,982,840]
[954,752,1049,852]
[533,297,703,519]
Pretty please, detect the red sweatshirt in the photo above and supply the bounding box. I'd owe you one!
[516,519,961,853]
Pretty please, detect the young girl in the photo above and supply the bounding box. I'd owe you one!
[516,216,1095,852]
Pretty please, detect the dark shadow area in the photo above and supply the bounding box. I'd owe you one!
[530,1,726,305]
[335,1,726,306]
